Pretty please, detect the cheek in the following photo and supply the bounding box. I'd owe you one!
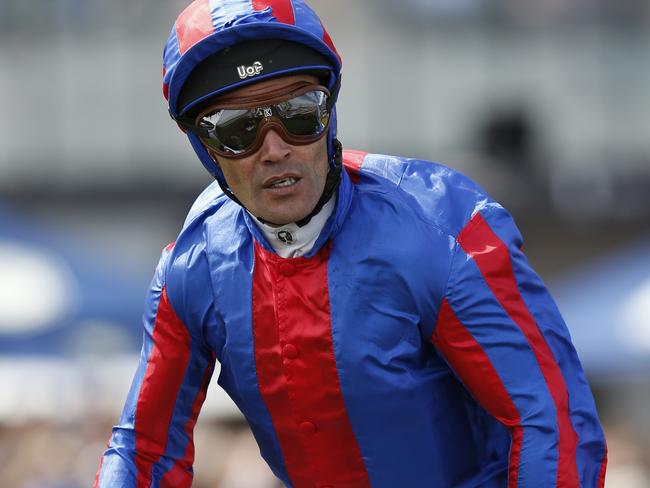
[215,155,249,193]
[219,164,238,186]
[312,139,329,182]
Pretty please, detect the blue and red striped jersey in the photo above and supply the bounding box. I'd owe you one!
[95,151,607,488]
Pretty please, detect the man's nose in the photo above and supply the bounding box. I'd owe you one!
[257,127,291,163]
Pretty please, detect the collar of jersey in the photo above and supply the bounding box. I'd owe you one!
[254,193,336,258]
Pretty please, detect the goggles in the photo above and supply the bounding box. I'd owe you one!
[178,82,332,159]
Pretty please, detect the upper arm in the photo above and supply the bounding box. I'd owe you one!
[430,205,606,487]
[97,242,217,488]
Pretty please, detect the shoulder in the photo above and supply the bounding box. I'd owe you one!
[159,182,248,321]
[182,180,232,229]
[343,150,499,238]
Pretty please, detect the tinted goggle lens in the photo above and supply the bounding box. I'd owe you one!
[196,90,330,157]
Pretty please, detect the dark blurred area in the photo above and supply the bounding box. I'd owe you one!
[1,0,649,486]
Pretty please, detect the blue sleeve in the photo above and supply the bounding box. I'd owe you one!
[431,204,607,488]
[94,243,217,488]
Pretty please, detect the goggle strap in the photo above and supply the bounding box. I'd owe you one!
[326,75,341,112]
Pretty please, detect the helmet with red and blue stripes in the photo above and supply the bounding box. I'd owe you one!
[162,0,343,184]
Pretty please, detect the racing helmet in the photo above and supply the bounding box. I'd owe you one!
[162,0,343,223]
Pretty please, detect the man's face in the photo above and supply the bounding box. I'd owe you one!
[204,74,330,226]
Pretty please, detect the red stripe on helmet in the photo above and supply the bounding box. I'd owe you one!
[320,21,341,65]
[134,287,191,488]
[252,0,296,25]
[175,0,215,55]
[457,212,580,487]
[432,299,523,488]
[252,243,371,487]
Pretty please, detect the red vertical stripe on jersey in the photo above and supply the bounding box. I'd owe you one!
[159,356,216,488]
[175,0,214,55]
[342,150,367,184]
[457,212,580,487]
[252,0,296,25]
[252,243,371,487]
[432,299,523,488]
[134,287,191,488]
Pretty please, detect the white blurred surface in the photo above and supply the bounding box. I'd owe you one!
[0,243,75,333]
[0,356,241,424]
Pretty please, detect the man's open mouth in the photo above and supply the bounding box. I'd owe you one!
[268,177,298,188]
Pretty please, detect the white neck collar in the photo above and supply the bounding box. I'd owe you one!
[253,194,336,258]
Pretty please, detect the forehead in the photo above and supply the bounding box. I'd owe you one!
[223,73,320,99]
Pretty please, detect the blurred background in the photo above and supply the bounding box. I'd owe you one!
[1,0,649,486]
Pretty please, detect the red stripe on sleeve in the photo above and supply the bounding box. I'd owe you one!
[252,243,371,487]
[134,287,192,488]
[93,446,106,488]
[160,356,216,488]
[162,66,170,101]
[457,212,580,487]
[342,150,367,172]
[432,299,523,488]
[597,448,608,488]
[175,0,214,55]
[252,0,296,24]
[342,149,367,184]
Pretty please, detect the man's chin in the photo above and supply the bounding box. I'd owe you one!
[258,215,303,226]
[253,200,314,226]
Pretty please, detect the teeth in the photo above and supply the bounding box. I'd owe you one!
[270,177,297,188]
